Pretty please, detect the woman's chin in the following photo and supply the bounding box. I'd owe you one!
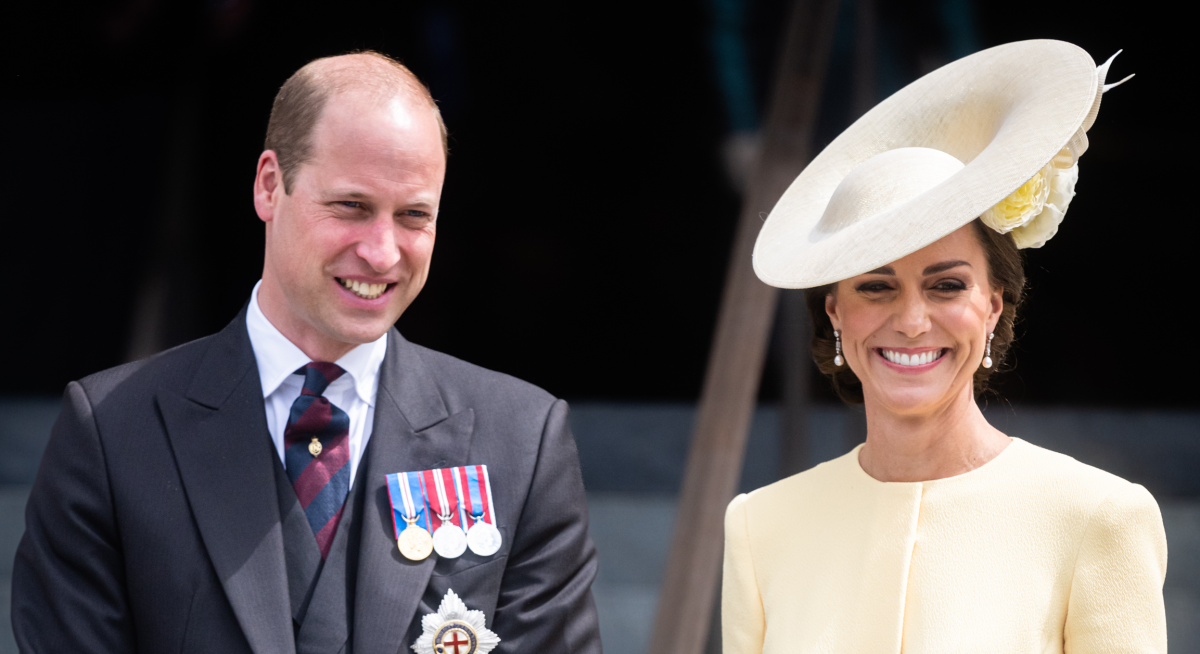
[868,383,958,416]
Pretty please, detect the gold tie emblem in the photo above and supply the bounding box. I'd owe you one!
[308,437,323,457]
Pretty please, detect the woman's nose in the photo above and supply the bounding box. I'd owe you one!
[894,292,931,338]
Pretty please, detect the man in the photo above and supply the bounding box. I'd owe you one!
[13,52,601,654]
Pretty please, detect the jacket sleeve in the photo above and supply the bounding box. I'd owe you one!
[11,381,136,653]
[723,493,766,654]
[489,399,601,653]
[1064,482,1168,654]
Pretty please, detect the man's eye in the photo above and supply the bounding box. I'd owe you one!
[338,201,362,209]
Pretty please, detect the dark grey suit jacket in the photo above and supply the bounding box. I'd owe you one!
[11,310,601,653]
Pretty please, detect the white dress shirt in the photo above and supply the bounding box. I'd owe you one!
[245,280,387,488]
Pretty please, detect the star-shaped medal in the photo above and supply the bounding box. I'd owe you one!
[411,589,500,654]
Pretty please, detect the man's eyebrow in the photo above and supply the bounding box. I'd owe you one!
[324,189,371,199]
[923,260,971,275]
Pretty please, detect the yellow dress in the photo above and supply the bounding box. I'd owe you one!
[722,438,1168,653]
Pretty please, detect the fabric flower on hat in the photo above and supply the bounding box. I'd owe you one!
[981,166,1051,234]
[982,158,1079,249]
[1012,163,1078,248]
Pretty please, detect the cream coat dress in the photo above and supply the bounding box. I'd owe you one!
[722,438,1168,653]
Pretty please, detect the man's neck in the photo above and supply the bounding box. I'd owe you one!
[256,278,357,363]
[858,384,1010,483]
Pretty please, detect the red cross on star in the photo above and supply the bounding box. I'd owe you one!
[439,629,472,654]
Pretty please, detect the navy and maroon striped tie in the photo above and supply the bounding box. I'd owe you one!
[284,362,351,559]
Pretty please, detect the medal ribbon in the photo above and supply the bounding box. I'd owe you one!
[385,472,411,539]
[415,472,432,532]
[385,471,430,538]
[461,464,495,525]
[423,468,462,531]
[447,467,469,528]
[420,469,448,531]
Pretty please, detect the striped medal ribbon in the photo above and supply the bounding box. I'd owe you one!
[426,469,468,558]
[460,465,502,556]
[386,471,433,561]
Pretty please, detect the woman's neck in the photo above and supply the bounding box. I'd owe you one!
[857,384,1011,482]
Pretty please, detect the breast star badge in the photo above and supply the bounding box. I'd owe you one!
[411,589,500,654]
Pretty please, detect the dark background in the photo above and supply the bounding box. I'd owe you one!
[3,0,1194,407]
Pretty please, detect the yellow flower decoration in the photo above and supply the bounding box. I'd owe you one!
[981,166,1051,234]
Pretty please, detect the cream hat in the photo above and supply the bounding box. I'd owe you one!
[753,39,1131,289]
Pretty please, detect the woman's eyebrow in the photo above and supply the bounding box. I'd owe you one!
[923,260,971,275]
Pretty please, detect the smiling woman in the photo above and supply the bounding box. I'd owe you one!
[721,40,1167,654]
[807,219,1024,405]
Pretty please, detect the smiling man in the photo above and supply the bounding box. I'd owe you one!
[13,52,601,654]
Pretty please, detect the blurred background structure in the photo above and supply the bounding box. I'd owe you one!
[2,0,1197,652]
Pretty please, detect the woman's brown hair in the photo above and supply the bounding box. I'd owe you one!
[805,219,1025,404]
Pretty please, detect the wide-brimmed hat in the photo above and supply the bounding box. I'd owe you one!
[753,40,1130,289]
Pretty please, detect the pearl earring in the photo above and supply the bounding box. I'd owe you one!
[982,332,995,369]
[834,330,844,367]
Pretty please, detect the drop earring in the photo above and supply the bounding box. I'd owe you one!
[834,330,844,367]
[982,332,995,369]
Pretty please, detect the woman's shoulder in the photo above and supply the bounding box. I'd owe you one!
[727,447,865,525]
[1004,438,1155,504]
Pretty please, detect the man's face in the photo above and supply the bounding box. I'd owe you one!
[255,90,446,359]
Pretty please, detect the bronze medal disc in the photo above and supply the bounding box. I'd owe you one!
[398,525,434,561]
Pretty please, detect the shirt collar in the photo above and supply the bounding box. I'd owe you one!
[246,280,387,406]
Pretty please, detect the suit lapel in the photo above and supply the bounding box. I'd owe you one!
[159,311,295,654]
[353,330,477,654]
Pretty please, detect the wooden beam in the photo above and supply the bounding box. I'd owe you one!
[647,1,841,652]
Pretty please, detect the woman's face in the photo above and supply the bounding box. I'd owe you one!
[826,224,1003,417]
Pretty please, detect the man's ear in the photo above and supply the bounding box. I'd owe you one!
[254,151,284,223]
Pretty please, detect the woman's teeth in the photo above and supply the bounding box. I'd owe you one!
[340,278,387,300]
[882,349,944,366]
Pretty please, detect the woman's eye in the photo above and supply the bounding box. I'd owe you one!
[932,280,967,292]
[856,282,893,293]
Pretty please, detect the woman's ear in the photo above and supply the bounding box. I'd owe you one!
[825,290,841,331]
[988,286,1004,332]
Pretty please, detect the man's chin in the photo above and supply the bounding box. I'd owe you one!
[329,318,396,346]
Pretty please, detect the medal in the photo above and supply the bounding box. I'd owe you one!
[426,469,467,559]
[398,517,434,560]
[411,589,500,654]
[460,465,503,557]
[308,437,322,457]
[466,519,502,557]
[386,471,433,561]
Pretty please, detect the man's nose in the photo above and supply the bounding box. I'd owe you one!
[355,214,401,272]
[895,290,931,338]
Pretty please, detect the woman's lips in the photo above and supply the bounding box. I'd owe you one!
[876,347,948,372]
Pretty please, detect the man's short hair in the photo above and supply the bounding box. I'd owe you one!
[264,50,448,194]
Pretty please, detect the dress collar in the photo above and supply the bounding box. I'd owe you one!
[245,280,387,406]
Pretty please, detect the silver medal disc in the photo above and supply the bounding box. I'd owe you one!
[432,524,468,559]
[467,521,503,556]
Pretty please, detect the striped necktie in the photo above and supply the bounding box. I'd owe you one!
[283,362,351,560]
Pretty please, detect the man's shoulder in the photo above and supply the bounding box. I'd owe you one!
[75,332,223,407]
[404,340,558,413]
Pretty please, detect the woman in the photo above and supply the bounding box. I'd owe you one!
[722,41,1167,653]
